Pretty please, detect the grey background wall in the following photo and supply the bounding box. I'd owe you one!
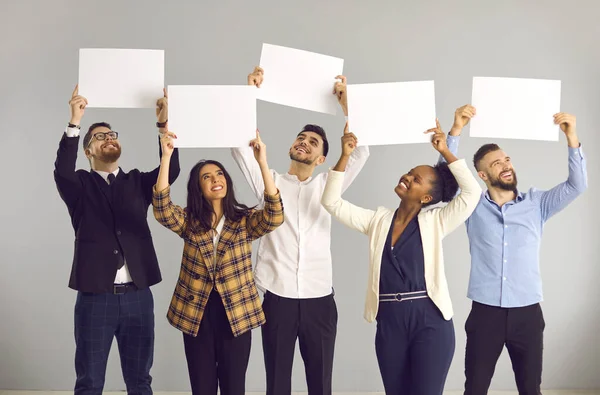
[1,0,598,392]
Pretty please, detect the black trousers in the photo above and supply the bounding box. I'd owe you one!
[261,291,338,395]
[183,290,251,395]
[464,301,545,395]
[375,298,455,395]
[74,287,154,395]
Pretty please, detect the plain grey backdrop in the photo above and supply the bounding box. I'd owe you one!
[1,0,598,392]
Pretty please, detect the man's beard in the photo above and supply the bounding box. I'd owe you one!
[489,170,518,191]
[98,146,122,163]
[289,152,315,166]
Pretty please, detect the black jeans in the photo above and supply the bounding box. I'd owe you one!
[261,291,338,395]
[464,301,545,395]
[182,290,251,395]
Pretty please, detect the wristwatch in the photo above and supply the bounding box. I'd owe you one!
[68,123,81,129]
[156,120,168,128]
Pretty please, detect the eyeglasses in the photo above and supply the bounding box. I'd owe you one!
[87,131,119,148]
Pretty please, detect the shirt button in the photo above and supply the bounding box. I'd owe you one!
[116,230,122,235]
[113,249,119,254]
[187,295,194,302]
[504,225,508,228]
[503,277,507,281]
[504,242,508,246]
[504,259,507,263]
[225,297,231,304]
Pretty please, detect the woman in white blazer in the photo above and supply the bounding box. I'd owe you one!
[321,121,482,395]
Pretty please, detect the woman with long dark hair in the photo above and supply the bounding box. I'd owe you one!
[152,131,283,395]
[321,121,482,394]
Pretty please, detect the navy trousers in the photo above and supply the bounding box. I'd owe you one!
[375,298,455,395]
[74,288,154,395]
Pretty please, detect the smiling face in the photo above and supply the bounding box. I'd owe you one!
[199,163,227,201]
[289,131,326,166]
[85,126,121,163]
[395,165,437,205]
[478,149,518,191]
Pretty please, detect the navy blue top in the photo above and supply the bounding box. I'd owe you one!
[379,211,427,294]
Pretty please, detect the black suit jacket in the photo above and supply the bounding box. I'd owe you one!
[53,132,181,293]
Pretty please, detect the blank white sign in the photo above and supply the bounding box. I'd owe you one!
[257,43,344,115]
[168,85,257,148]
[346,81,436,146]
[78,48,164,108]
[470,77,561,141]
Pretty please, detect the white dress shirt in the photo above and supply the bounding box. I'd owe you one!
[231,143,370,299]
[64,125,133,284]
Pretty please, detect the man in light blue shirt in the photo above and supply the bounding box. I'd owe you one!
[442,105,588,395]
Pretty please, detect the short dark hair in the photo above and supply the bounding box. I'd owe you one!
[424,162,459,207]
[298,124,329,157]
[473,143,501,171]
[83,122,112,149]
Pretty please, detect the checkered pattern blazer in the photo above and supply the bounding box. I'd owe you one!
[152,185,284,337]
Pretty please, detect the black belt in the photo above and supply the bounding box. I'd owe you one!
[113,282,138,294]
[379,290,428,302]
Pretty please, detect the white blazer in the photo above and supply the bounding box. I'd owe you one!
[321,159,482,322]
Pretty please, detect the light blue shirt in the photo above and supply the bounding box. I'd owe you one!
[444,135,588,307]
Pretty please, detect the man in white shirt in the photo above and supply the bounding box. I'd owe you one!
[231,67,370,395]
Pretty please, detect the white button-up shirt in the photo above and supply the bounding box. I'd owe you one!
[231,143,369,298]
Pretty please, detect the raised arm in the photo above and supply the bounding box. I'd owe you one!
[142,89,181,204]
[333,75,370,192]
[152,132,187,236]
[323,123,375,235]
[435,158,482,236]
[436,104,475,165]
[246,192,284,241]
[245,130,284,239]
[230,145,266,203]
[231,66,268,202]
[426,119,482,236]
[537,113,588,222]
[54,85,88,208]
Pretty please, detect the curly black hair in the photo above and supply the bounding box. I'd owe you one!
[424,162,459,207]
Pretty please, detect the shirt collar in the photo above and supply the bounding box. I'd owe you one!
[484,189,524,205]
[94,168,120,182]
[283,172,313,184]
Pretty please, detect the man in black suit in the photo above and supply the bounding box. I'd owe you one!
[53,85,181,394]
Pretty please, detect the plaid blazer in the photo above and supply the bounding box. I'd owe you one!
[152,185,284,337]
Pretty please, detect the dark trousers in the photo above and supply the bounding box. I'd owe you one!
[74,287,154,395]
[375,298,455,395]
[261,291,338,395]
[464,301,545,395]
[183,290,252,395]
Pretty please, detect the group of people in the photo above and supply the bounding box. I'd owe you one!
[54,66,588,395]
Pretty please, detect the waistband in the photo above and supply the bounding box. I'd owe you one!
[379,290,428,302]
